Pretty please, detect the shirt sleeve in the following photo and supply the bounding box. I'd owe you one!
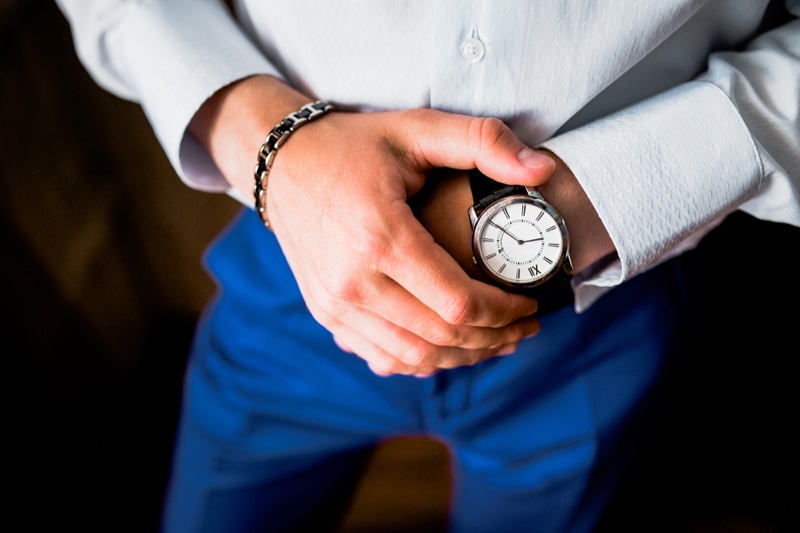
[54,0,282,193]
[539,1,800,311]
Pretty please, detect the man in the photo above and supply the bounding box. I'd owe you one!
[56,1,799,531]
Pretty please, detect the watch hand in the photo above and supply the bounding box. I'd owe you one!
[488,221,524,242]
[520,237,544,243]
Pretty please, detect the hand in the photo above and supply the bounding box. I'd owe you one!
[270,109,557,377]
[190,76,557,376]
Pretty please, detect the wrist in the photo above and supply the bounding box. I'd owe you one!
[410,168,488,282]
[254,100,336,228]
[188,75,312,196]
[535,150,615,273]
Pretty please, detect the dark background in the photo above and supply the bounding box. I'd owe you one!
[3,2,798,532]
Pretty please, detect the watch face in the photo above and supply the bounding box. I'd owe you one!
[472,195,568,288]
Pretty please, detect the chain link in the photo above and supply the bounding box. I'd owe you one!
[254,100,335,228]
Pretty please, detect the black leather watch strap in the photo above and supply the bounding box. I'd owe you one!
[469,168,527,209]
[499,267,573,314]
[530,269,574,314]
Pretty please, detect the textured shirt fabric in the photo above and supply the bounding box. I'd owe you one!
[56,0,800,311]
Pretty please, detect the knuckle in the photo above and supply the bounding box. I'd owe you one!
[460,347,497,368]
[322,230,388,306]
[414,365,439,378]
[370,359,418,377]
[350,222,394,273]
[470,116,509,152]
[322,273,364,306]
[422,323,463,348]
[439,292,476,326]
[397,345,431,369]
[368,360,396,376]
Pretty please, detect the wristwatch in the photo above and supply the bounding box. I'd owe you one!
[468,169,573,307]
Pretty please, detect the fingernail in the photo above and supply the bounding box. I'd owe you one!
[497,343,518,356]
[517,148,553,170]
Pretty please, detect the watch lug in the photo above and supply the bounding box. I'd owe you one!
[563,254,574,275]
[468,205,479,228]
[525,186,543,200]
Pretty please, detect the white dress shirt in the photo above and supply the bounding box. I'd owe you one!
[56,0,800,311]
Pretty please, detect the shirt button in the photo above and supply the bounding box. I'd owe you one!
[460,36,485,63]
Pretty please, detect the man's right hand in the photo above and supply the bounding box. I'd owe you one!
[190,75,557,377]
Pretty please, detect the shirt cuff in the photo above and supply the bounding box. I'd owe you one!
[541,81,763,310]
[120,0,282,192]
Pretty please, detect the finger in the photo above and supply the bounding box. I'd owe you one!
[348,264,542,349]
[323,293,531,371]
[396,110,556,185]
[369,208,541,328]
[333,334,420,378]
[327,320,435,376]
[291,270,424,375]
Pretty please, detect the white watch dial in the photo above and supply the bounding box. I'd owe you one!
[474,196,567,286]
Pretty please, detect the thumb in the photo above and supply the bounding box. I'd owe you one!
[472,120,555,187]
[401,110,556,186]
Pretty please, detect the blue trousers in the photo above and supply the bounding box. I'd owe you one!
[161,208,691,533]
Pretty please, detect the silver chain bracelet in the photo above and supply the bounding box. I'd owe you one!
[253,100,335,228]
